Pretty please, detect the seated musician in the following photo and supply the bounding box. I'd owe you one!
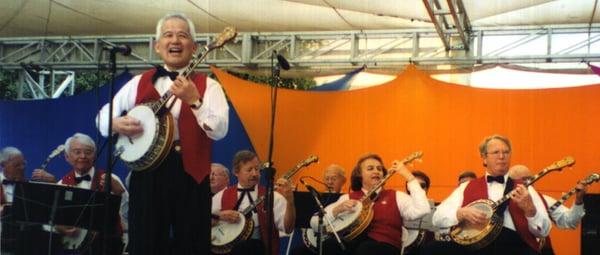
[211,150,295,255]
[324,164,346,193]
[211,163,231,196]
[56,133,127,254]
[427,134,552,255]
[0,146,60,254]
[457,170,477,185]
[509,164,587,255]
[322,153,430,255]
[404,170,436,255]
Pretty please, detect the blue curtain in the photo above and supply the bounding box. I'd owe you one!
[0,71,254,183]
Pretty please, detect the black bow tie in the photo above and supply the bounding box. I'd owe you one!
[235,187,257,213]
[2,179,15,185]
[486,175,505,184]
[75,175,92,184]
[152,65,179,83]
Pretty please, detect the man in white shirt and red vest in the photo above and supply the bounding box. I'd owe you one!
[96,12,229,255]
[428,134,552,255]
[320,153,430,255]
[57,133,127,254]
[510,164,588,255]
[212,150,295,255]
[0,146,61,255]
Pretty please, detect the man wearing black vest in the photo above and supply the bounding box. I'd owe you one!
[426,134,552,255]
[96,12,229,255]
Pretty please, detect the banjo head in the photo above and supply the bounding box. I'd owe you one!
[451,199,503,249]
[211,212,247,246]
[116,105,158,162]
[302,228,318,251]
[326,201,363,233]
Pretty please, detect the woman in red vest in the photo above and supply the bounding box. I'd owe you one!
[323,153,431,255]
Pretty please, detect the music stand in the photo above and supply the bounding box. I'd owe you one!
[293,191,340,229]
[10,181,121,254]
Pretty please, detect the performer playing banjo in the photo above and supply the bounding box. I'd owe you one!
[211,150,296,255]
[96,12,229,255]
[427,134,551,255]
[322,153,430,255]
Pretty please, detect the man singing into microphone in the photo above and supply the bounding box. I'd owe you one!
[96,12,229,255]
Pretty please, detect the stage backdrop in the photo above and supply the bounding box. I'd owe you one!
[212,64,600,255]
[0,71,254,183]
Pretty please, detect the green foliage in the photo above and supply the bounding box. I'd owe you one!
[0,69,110,100]
[229,71,316,90]
[0,70,19,100]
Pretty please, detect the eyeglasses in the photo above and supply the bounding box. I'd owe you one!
[486,150,511,157]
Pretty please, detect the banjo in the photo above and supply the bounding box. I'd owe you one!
[548,173,599,212]
[324,151,423,240]
[116,26,237,171]
[450,156,575,250]
[211,155,319,254]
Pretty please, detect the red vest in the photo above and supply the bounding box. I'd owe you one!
[221,186,279,255]
[0,184,6,205]
[349,189,403,249]
[462,176,540,252]
[61,169,123,235]
[61,169,104,190]
[136,69,212,184]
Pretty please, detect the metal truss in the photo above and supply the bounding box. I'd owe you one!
[422,0,472,51]
[2,25,600,74]
[16,66,75,99]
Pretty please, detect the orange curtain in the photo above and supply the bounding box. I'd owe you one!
[212,64,600,255]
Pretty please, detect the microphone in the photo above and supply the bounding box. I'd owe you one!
[103,44,132,56]
[276,54,290,70]
[301,176,333,193]
[300,178,322,201]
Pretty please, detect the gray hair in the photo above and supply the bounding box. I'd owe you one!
[211,163,230,178]
[65,133,96,153]
[0,146,23,164]
[325,164,346,178]
[478,134,511,157]
[155,13,196,41]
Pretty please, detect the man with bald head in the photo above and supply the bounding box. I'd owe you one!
[323,164,346,193]
[430,134,551,255]
[509,164,587,255]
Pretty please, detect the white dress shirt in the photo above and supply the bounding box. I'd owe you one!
[0,172,15,203]
[96,66,229,141]
[543,194,585,229]
[432,174,552,237]
[314,180,431,231]
[212,185,288,239]
[57,167,129,230]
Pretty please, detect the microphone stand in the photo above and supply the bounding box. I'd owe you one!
[302,182,346,255]
[264,51,281,255]
[102,48,118,255]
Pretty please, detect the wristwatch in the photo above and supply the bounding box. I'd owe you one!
[190,99,202,110]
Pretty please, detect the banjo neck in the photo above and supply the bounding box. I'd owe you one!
[39,145,66,170]
[548,173,599,212]
[238,155,319,214]
[360,151,423,204]
[492,156,575,210]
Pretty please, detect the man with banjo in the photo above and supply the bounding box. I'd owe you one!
[429,135,551,255]
[96,12,229,254]
[211,150,296,255]
[56,133,127,254]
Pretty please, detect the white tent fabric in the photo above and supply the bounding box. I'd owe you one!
[315,65,600,90]
[1,0,599,37]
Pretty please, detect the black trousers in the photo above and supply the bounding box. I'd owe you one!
[231,239,265,255]
[420,227,540,255]
[322,234,400,255]
[128,150,211,255]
